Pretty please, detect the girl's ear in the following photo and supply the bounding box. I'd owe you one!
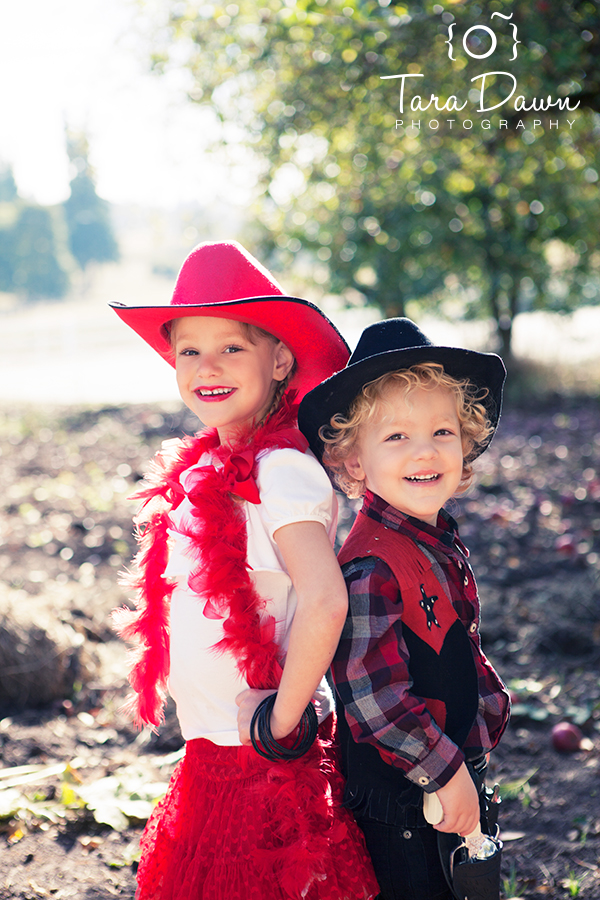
[273,341,295,382]
[344,452,365,484]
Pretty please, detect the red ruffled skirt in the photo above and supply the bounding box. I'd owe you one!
[135,717,378,900]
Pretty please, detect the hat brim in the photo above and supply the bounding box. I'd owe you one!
[110,296,350,402]
[298,345,506,461]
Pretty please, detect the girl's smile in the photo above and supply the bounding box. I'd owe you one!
[172,316,294,442]
[195,386,237,400]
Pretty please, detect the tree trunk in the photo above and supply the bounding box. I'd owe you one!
[498,318,513,360]
[381,289,405,319]
[488,270,513,360]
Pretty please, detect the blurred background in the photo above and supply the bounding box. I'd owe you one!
[0,4,599,895]
[0,0,598,404]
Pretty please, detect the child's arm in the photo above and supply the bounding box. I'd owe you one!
[236,520,348,744]
[433,761,480,836]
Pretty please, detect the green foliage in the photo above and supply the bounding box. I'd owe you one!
[0,755,180,835]
[147,0,600,355]
[562,869,584,897]
[10,205,71,299]
[0,135,119,300]
[0,164,72,300]
[498,768,538,805]
[63,133,119,270]
[0,167,18,202]
[0,188,71,300]
[502,860,524,898]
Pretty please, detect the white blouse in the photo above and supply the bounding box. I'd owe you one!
[164,446,338,744]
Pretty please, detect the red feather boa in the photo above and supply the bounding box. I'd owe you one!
[113,398,308,728]
[115,400,380,900]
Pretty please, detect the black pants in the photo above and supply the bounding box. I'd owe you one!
[355,758,489,900]
[356,816,453,900]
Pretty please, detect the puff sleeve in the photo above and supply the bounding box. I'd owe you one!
[254,447,337,542]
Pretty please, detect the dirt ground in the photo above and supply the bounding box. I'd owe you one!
[0,395,599,899]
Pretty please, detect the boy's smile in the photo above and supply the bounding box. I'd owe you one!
[172,316,293,442]
[344,384,464,525]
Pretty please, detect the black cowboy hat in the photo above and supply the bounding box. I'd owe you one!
[298,317,506,461]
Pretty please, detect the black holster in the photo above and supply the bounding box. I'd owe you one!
[437,756,503,900]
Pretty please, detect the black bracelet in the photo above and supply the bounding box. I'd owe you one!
[250,693,318,761]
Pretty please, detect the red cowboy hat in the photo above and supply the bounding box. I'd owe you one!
[110,241,349,401]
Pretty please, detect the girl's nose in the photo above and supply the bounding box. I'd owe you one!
[196,352,221,377]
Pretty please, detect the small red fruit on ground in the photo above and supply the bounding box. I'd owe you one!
[551,721,583,752]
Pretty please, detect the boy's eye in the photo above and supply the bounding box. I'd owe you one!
[179,348,198,357]
[224,344,244,353]
[386,433,406,441]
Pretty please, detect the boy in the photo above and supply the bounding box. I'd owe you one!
[298,318,510,900]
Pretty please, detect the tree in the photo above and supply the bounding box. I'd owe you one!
[148,0,600,357]
[63,134,119,270]
[11,205,71,299]
[0,165,71,300]
[0,167,18,202]
[0,168,18,292]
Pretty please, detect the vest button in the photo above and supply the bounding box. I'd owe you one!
[403,830,413,840]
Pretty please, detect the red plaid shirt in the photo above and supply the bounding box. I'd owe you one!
[332,491,510,790]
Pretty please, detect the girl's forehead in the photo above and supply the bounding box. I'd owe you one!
[172,316,245,338]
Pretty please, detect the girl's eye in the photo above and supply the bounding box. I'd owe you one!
[435,428,455,436]
[386,433,406,441]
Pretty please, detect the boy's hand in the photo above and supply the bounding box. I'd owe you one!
[434,762,480,836]
[235,688,278,745]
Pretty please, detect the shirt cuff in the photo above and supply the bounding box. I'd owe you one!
[403,734,465,791]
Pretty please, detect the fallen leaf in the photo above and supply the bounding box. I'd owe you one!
[79,834,103,850]
[0,788,25,820]
[7,825,25,844]
[499,830,526,841]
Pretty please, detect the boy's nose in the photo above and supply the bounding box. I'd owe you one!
[413,439,437,459]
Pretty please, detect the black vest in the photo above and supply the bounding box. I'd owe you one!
[335,509,479,825]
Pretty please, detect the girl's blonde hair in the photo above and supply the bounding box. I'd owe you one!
[319,362,493,499]
[167,318,296,424]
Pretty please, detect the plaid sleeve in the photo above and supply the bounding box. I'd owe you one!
[331,557,464,791]
[464,651,511,754]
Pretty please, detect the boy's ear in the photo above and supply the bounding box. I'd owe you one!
[273,342,295,382]
[344,453,365,483]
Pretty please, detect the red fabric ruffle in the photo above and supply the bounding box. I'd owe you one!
[135,719,379,900]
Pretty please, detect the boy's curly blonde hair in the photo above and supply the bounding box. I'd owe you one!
[319,362,493,499]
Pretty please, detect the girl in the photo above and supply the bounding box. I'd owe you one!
[110,241,378,900]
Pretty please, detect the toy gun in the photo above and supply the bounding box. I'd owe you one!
[424,788,503,900]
